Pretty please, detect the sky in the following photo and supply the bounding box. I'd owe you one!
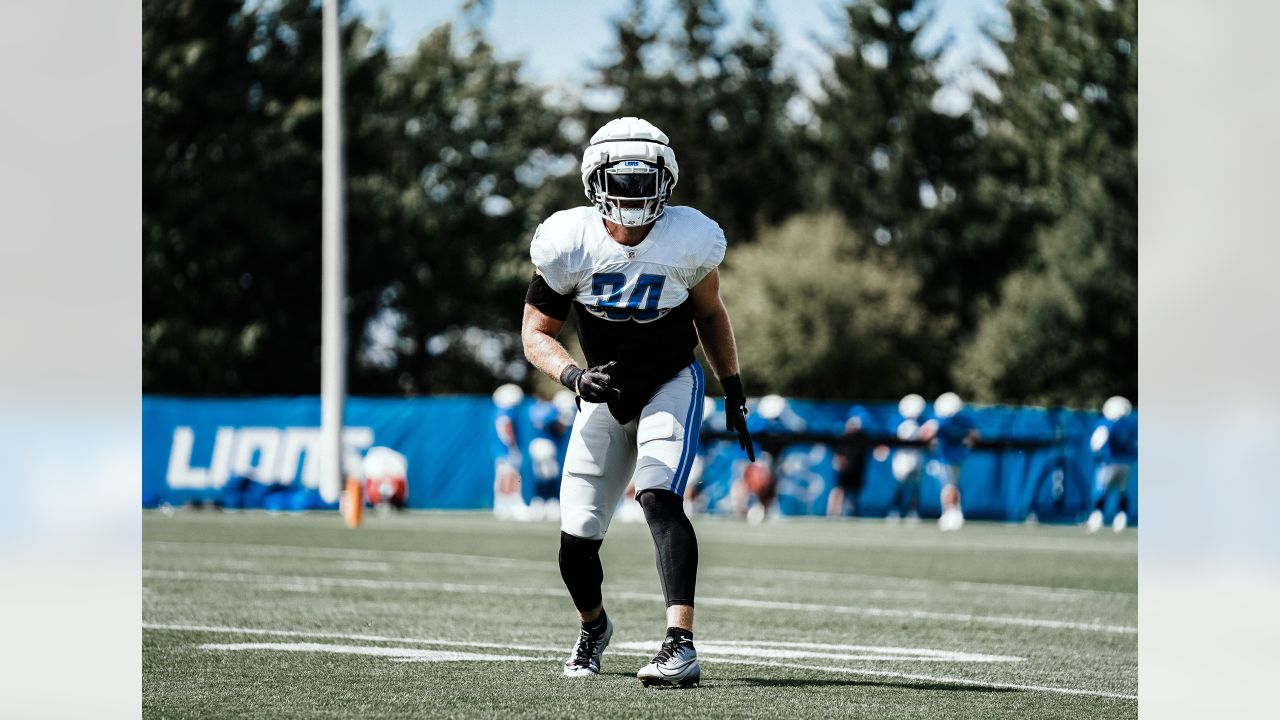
[348,0,1008,108]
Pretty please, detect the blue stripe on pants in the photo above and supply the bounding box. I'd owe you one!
[670,362,704,495]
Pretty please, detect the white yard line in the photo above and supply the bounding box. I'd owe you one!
[144,622,1135,701]
[142,569,1137,635]
[200,642,548,662]
[145,540,1134,602]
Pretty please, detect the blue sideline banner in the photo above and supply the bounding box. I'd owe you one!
[143,395,1136,523]
[143,396,497,511]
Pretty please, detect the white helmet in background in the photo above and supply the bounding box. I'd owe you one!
[1102,395,1132,421]
[898,393,926,420]
[363,446,408,482]
[492,383,524,409]
[934,392,964,419]
[581,117,679,227]
[757,394,787,421]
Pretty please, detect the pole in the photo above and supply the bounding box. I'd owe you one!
[319,0,346,505]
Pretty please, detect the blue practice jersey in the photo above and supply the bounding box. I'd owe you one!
[1095,414,1138,463]
[935,412,977,465]
[492,406,520,459]
[528,400,562,443]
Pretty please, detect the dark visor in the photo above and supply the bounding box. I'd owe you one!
[605,170,657,198]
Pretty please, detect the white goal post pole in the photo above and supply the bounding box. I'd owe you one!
[319,0,347,505]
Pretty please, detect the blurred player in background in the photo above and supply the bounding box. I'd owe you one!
[362,446,409,511]
[1086,395,1138,533]
[492,383,528,521]
[733,394,804,524]
[828,404,872,518]
[888,394,930,523]
[521,117,753,687]
[926,391,979,531]
[527,392,568,521]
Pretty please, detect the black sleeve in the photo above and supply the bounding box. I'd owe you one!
[525,271,573,321]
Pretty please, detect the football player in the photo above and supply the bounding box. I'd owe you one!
[888,394,929,523]
[521,117,752,688]
[491,383,528,521]
[527,392,567,521]
[925,391,979,531]
[733,394,804,524]
[827,404,871,518]
[1086,395,1138,533]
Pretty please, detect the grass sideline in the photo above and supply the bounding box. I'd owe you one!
[143,511,1137,719]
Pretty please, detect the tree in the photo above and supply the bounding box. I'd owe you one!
[144,0,384,393]
[143,1,565,394]
[351,24,565,394]
[564,0,802,244]
[807,0,995,380]
[956,0,1137,405]
[717,213,950,399]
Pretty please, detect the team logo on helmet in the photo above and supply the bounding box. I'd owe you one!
[581,117,679,228]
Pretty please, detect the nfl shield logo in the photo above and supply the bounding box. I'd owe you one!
[626,250,636,260]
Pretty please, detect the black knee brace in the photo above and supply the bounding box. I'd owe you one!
[638,489,698,607]
[559,531,604,612]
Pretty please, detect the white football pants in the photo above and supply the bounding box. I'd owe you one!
[559,362,705,540]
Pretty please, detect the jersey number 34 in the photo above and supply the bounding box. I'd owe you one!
[592,273,665,321]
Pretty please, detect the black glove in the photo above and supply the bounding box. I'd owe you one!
[720,374,755,462]
[560,361,622,403]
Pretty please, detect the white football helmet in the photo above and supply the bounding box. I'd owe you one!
[757,394,787,421]
[581,117,679,227]
[1102,395,1132,421]
[492,383,524,409]
[898,393,926,420]
[933,392,964,419]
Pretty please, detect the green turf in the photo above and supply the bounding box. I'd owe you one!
[143,511,1137,719]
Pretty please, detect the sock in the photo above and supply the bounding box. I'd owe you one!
[583,611,608,634]
[637,489,698,607]
[666,626,693,642]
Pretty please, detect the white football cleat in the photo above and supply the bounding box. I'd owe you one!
[563,615,613,677]
[637,634,700,688]
[1086,510,1103,533]
[1112,511,1128,533]
[938,508,964,532]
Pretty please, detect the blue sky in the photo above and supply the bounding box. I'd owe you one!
[349,0,1007,106]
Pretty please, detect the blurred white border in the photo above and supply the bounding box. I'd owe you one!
[2,0,1279,715]
[0,1,141,716]
[1141,0,1280,716]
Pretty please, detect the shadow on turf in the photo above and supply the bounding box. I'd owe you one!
[735,678,1019,694]
[597,673,1017,695]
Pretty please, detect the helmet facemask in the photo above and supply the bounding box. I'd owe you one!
[586,158,675,228]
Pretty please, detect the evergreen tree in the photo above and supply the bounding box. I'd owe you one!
[956,0,1137,406]
[718,213,950,399]
[143,1,563,395]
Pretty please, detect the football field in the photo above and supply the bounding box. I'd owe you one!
[143,511,1137,719]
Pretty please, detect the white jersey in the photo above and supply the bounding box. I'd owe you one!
[529,206,726,421]
[531,206,726,321]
